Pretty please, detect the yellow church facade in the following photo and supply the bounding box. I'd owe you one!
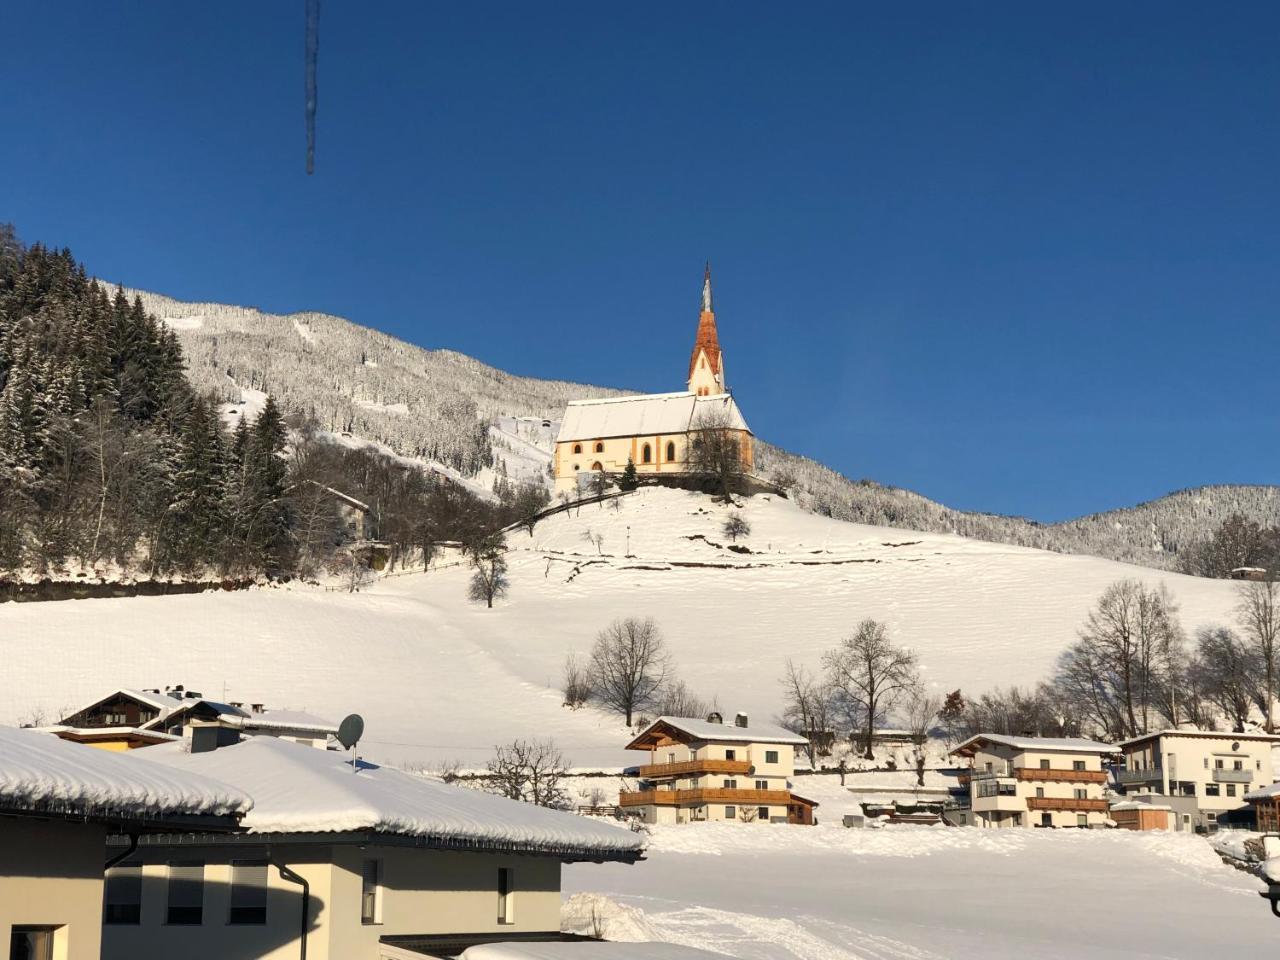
[553,266,754,494]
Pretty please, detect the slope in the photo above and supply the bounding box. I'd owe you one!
[0,489,1244,769]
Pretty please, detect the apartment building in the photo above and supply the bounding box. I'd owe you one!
[1116,729,1280,831]
[620,712,816,825]
[950,734,1117,828]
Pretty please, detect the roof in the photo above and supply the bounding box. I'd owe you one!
[461,942,730,960]
[1246,782,1280,802]
[949,733,1118,757]
[1109,800,1173,812]
[38,725,181,745]
[230,709,340,736]
[139,737,644,861]
[556,392,749,444]
[59,686,184,725]
[0,726,250,824]
[626,716,807,750]
[1117,729,1280,749]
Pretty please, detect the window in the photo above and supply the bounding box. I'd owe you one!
[497,867,514,925]
[572,443,582,454]
[104,865,142,924]
[1204,758,1209,768]
[105,711,128,725]
[594,441,603,453]
[1204,783,1220,797]
[765,750,779,764]
[666,441,676,462]
[1233,760,1244,771]
[1215,758,1224,769]
[755,779,768,790]
[724,806,736,819]
[1072,760,1086,771]
[229,860,268,925]
[1077,814,1088,828]
[642,443,652,464]
[361,859,381,925]
[725,749,736,761]
[1074,788,1087,800]
[984,761,993,773]
[166,861,204,925]
[8,927,55,960]
[1226,783,1237,798]
[724,779,738,789]
[1039,759,1050,769]
[1035,787,1044,798]
[757,806,769,820]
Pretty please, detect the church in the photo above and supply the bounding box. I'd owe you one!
[553,266,754,494]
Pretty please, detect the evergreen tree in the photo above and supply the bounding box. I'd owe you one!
[618,457,639,492]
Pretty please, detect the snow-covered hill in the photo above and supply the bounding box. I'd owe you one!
[125,286,1279,572]
[0,489,1244,768]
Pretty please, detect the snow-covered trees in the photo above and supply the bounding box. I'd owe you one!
[1180,514,1280,578]
[1237,579,1280,732]
[485,738,570,809]
[585,616,671,726]
[823,619,920,760]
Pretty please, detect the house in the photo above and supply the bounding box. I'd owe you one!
[1246,782,1280,833]
[619,712,815,825]
[0,726,248,960]
[949,734,1117,828]
[1115,729,1280,832]
[102,736,644,960]
[157,700,340,750]
[552,266,754,494]
[58,687,185,731]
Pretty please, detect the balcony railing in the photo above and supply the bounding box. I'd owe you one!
[1026,796,1108,813]
[618,788,793,808]
[1212,768,1254,784]
[1015,768,1108,784]
[636,759,752,779]
[1116,768,1162,784]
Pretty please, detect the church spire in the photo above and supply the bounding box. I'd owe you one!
[688,262,724,396]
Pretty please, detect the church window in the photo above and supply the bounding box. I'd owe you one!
[642,444,652,464]
[594,441,604,453]
[591,461,603,471]
[666,441,676,462]
[573,443,582,454]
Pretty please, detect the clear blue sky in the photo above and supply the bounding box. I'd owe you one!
[5,2,1278,521]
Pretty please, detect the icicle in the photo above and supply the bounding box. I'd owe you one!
[305,0,320,174]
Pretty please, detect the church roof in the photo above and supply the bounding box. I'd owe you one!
[556,392,750,444]
[688,264,723,381]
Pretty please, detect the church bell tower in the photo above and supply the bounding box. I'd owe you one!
[687,263,725,396]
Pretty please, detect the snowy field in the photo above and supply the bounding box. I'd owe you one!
[0,489,1244,768]
[563,824,1277,959]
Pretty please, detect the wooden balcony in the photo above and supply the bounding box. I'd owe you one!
[1015,768,1108,784]
[1026,796,1108,813]
[637,758,752,779]
[618,788,792,808]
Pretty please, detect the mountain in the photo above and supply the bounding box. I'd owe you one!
[128,288,1280,572]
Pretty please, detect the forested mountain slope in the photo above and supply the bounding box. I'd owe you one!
[132,288,1280,572]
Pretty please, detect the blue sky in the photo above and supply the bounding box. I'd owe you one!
[4,2,1278,521]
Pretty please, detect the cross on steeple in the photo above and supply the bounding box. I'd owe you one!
[688,263,725,396]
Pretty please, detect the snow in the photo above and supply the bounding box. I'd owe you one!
[161,315,204,331]
[951,733,1117,754]
[462,943,728,960]
[292,318,315,343]
[1246,781,1280,800]
[138,737,642,859]
[0,725,250,819]
[563,823,1278,958]
[354,399,410,415]
[635,717,807,747]
[218,383,268,430]
[0,489,1252,769]
[557,393,749,444]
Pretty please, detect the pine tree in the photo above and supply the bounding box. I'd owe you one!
[619,457,639,492]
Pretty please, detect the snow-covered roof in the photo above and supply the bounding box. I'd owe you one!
[229,709,339,736]
[950,733,1118,756]
[140,738,644,861]
[1117,729,1280,748]
[627,716,807,749]
[1109,800,1173,812]
[37,725,181,744]
[556,392,750,444]
[1246,782,1280,801]
[0,726,250,823]
[60,686,184,725]
[461,943,730,960]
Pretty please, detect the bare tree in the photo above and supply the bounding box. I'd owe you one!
[653,679,710,719]
[485,738,571,808]
[687,406,746,502]
[779,659,833,767]
[562,653,592,709]
[823,619,919,760]
[580,530,604,555]
[1192,627,1261,732]
[467,535,509,608]
[722,513,750,543]
[1237,578,1279,732]
[904,686,942,787]
[586,616,672,726]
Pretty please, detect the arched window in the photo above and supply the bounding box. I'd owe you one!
[594,441,604,453]
[573,443,582,454]
[642,443,652,464]
[666,441,676,462]
[591,461,603,471]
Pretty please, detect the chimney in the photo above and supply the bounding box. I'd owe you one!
[735,712,749,728]
[229,701,243,709]
[706,711,723,725]
[251,703,265,715]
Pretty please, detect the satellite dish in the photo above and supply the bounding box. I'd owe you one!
[336,714,364,751]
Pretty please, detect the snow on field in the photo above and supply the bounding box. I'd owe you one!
[161,315,205,331]
[0,489,1243,768]
[563,824,1276,959]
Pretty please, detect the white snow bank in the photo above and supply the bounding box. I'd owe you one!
[162,315,204,331]
[141,737,643,858]
[561,893,662,942]
[462,943,730,960]
[0,726,250,819]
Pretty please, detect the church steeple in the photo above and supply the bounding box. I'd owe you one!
[688,263,725,396]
